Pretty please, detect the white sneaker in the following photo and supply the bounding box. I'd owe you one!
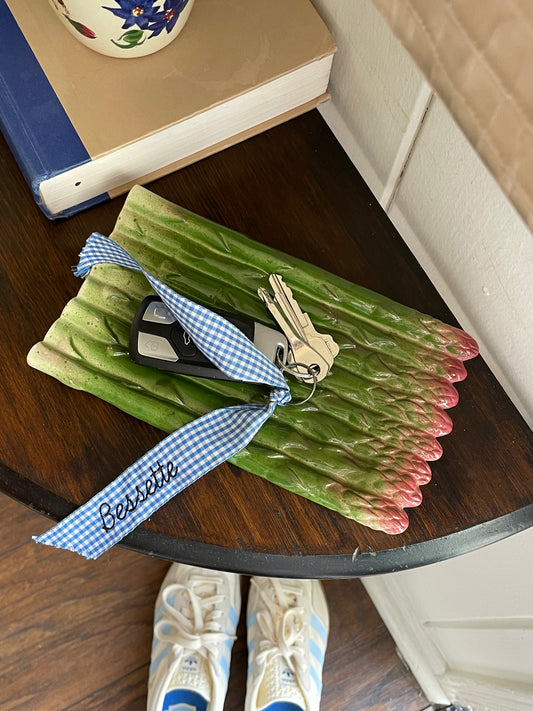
[147,563,241,711]
[245,577,329,711]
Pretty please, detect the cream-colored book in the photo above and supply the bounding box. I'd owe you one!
[1,0,336,218]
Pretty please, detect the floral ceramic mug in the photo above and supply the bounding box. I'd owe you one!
[48,0,196,58]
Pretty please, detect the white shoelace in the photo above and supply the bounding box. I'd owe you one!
[153,573,235,709]
[254,578,310,692]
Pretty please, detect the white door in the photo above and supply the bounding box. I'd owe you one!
[363,526,533,711]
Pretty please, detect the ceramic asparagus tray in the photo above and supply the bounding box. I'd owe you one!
[27,185,479,534]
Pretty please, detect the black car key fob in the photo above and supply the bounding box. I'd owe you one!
[129,295,288,380]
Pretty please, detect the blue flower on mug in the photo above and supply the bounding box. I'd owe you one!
[103,0,191,48]
[104,1,162,29]
[149,0,190,35]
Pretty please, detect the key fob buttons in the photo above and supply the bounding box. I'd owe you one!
[137,332,178,362]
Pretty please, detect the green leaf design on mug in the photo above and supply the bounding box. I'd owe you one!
[112,29,146,49]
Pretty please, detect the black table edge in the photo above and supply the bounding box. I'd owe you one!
[3,464,532,578]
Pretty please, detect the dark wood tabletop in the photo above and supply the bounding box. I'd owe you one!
[1,110,532,577]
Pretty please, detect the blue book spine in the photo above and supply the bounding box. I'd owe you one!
[0,2,109,218]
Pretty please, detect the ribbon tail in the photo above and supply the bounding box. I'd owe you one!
[34,402,276,559]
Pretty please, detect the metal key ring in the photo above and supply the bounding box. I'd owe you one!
[276,357,318,405]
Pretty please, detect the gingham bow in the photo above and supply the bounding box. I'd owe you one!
[34,233,290,559]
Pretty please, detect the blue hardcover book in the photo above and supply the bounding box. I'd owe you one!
[0,2,106,218]
[0,0,335,219]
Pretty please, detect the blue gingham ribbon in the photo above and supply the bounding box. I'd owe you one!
[35,232,290,559]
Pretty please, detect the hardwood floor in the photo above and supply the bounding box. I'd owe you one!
[0,493,430,711]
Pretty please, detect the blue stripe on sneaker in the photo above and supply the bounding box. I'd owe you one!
[149,645,169,677]
[309,638,325,665]
[151,622,172,655]
[220,653,230,680]
[158,622,173,637]
[310,663,322,692]
[151,611,163,652]
[310,613,328,644]
[247,610,257,628]
[228,605,239,628]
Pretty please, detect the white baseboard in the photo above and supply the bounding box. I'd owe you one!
[318,101,384,199]
[440,671,533,711]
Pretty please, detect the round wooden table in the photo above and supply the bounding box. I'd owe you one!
[1,111,532,577]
